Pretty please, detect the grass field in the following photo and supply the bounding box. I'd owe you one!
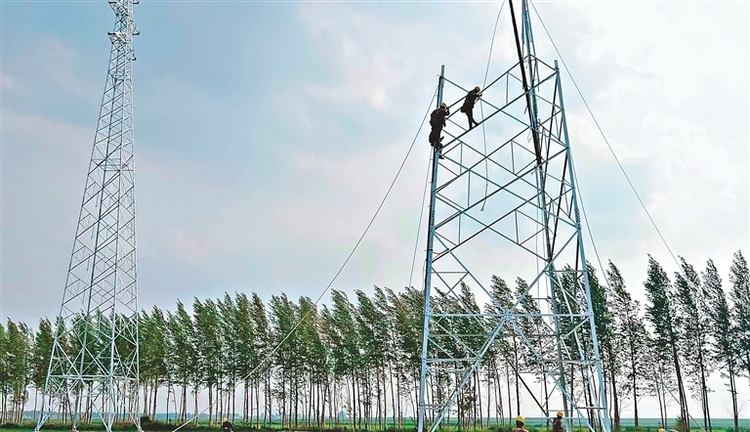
[3,418,750,432]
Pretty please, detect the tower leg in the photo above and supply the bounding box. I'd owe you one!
[418,64,446,432]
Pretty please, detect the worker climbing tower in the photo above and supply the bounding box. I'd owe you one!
[35,0,141,431]
[418,1,611,432]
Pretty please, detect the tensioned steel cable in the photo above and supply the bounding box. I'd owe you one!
[408,154,434,289]
[529,4,709,431]
[170,85,438,432]
[529,1,683,272]
[480,0,506,211]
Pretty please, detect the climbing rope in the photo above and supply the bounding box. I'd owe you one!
[170,85,438,432]
[479,0,506,211]
[408,155,434,289]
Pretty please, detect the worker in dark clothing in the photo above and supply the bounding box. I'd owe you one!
[552,411,564,432]
[222,418,233,432]
[429,102,450,148]
[460,86,482,129]
[429,102,449,159]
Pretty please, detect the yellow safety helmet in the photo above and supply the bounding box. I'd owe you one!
[557,411,563,418]
[223,418,228,422]
[475,86,481,92]
[440,102,447,108]
[658,429,664,432]
[516,415,525,424]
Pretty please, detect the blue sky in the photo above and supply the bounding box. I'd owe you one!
[2,0,749,419]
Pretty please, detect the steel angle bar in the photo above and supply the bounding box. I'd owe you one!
[508,319,599,432]
[435,185,579,252]
[442,71,558,116]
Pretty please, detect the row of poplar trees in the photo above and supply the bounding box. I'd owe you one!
[0,251,748,431]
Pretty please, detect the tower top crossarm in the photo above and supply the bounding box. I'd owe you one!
[107,0,139,56]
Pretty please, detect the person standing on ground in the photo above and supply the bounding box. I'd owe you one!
[460,86,482,129]
[552,411,564,432]
[513,415,529,432]
[222,417,233,432]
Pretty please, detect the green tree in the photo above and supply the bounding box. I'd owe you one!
[4,319,32,423]
[729,251,750,387]
[643,255,689,432]
[233,293,257,424]
[484,275,514,424]
[703,258,740,432]
[0,322,8,423]
[249,293,272,427]
[168,301,198,423]
[297,296,328,427]
[193,298,223,424]
[673,257,713,431]
[354,290,390,429]
[606,261,648,428]
[217,294,240,422]
[387,287,422,426]
[327,290,361,427]
[31,318,54,420]
[269,294,299,427]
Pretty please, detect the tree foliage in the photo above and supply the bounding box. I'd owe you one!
[2,251,749,431]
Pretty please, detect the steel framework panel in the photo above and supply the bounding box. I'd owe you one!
[36,1,141,431]
[417,4,610,431]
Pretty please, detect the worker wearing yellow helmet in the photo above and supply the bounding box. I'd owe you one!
[221,417,233,432]
[460,86,482,130]
[552,411,564,432]
[513,415,529,432]
[429,101,450,157]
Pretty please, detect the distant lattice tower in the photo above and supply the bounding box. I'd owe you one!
[36,0,141,431]
[417,1,611,432]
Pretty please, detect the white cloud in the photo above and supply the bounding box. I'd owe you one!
[1,37,101,104]
[0,75,11,90]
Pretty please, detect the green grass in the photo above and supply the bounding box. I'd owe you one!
[4,420,750,432]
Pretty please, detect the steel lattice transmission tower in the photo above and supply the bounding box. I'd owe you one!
[417,1,610,432]
[36,0,141,431]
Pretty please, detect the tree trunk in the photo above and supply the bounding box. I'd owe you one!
[513,339,520,416]
[165,384,171,423]
[495,365,504,426]
[243,380,248,423]
[697,353,711,432]
[396,373,402,427]
[729,362,739,432]
[632,352,639,428]
[152,378,158,421]
[654,382,665,429]
[34,389,39,422]
[389,363,397,428]
[143,384,149,418]
[181,384,187,423]
[610,365,620,431]
[263,371,273,424]
[255,379,260,428]
[506,363,512,422]
[486,368,492,427]
[672,355,690,432]
[477,370,483,428]
[193,389,199,426]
